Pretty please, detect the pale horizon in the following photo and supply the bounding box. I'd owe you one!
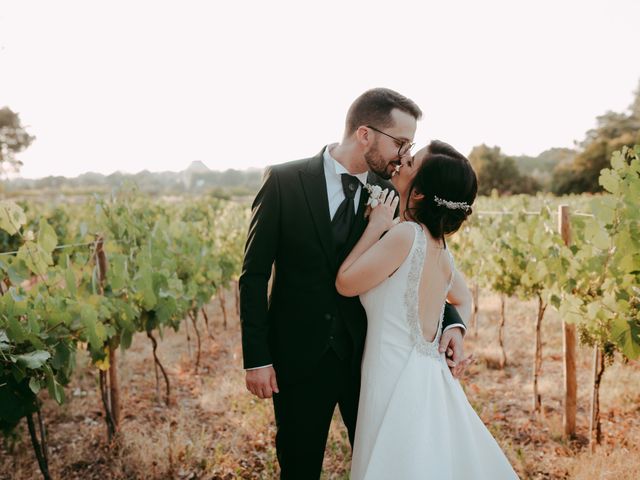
[5,160,265,180]
[1,0,639,179]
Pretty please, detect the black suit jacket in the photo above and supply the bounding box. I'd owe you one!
[239,147,464,384]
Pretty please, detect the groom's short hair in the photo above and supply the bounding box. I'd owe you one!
[345,88,422,135]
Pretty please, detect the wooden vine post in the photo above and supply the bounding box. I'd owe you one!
[559,205,577,438]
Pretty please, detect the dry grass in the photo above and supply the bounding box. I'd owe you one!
[1,290,639,479]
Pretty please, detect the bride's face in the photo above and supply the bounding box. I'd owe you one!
[391,146,428,197]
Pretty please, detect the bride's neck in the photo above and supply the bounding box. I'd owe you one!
[398,194,407,220]
[398,192,412,222]
[398,198,446,247]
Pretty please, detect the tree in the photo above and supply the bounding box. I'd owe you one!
[0,107,35,176]
[513,148,576,191]
[468,144,540,195]
[552,81,640,194]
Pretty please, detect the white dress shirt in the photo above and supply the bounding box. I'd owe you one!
[323,143,369,219]
[246,145,463,371]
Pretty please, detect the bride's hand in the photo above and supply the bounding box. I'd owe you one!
[368,188,400,233]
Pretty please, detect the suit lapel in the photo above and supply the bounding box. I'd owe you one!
[300,152,387,272]
[299,149,337,270]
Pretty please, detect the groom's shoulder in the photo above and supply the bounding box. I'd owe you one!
[266,148,325,177]
[270,157,311,174]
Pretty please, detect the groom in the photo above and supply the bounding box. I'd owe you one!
[240,88,467,479]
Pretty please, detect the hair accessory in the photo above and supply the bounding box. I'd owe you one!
[433,195,471,211]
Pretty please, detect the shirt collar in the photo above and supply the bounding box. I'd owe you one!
[323,144,369,185]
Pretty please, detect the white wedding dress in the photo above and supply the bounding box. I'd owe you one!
[350,222,519,479]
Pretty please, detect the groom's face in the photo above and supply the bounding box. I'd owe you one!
[364,109,417,179]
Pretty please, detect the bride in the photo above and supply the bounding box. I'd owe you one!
[336,140,519,479]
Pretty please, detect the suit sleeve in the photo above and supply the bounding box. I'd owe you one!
[442,303,466,333]
[239,166,280,369]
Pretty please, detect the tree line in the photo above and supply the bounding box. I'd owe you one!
[2,80,639,196]
[469,81,640,195]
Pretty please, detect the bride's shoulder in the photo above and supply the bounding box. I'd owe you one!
[382,222,417,249]
[390,221,418,235]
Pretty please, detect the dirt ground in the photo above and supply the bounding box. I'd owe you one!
[1,290,639,479]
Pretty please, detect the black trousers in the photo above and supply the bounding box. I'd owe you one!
[272,347,360,480]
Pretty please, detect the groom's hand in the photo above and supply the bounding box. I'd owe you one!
[439,327,472,378]
[246,366,279,399]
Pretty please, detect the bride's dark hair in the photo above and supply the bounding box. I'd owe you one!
[404,140,478,248]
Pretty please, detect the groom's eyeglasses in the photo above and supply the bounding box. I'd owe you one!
[366,125,415,157]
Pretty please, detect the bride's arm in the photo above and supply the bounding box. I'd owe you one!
[446,270,472,324]
[336,191,413,297]
[336,222,414,297]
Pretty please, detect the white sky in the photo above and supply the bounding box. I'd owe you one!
[1,0,638,179]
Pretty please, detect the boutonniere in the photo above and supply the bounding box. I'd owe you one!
[363,183,387,218]
[364,183,384,208]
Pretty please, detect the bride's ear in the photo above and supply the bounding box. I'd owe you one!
[411,190,425,201]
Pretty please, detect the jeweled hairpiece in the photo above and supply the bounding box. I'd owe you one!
[433,195,471,211]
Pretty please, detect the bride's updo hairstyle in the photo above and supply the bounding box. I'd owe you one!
[404,140,477,248]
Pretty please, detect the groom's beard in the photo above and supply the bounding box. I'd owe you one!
[364,142,394,180]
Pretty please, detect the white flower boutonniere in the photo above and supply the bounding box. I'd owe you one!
[364,183,384,208]
[363,183,388,219]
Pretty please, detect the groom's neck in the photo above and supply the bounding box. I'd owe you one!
[331,141,368,175]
